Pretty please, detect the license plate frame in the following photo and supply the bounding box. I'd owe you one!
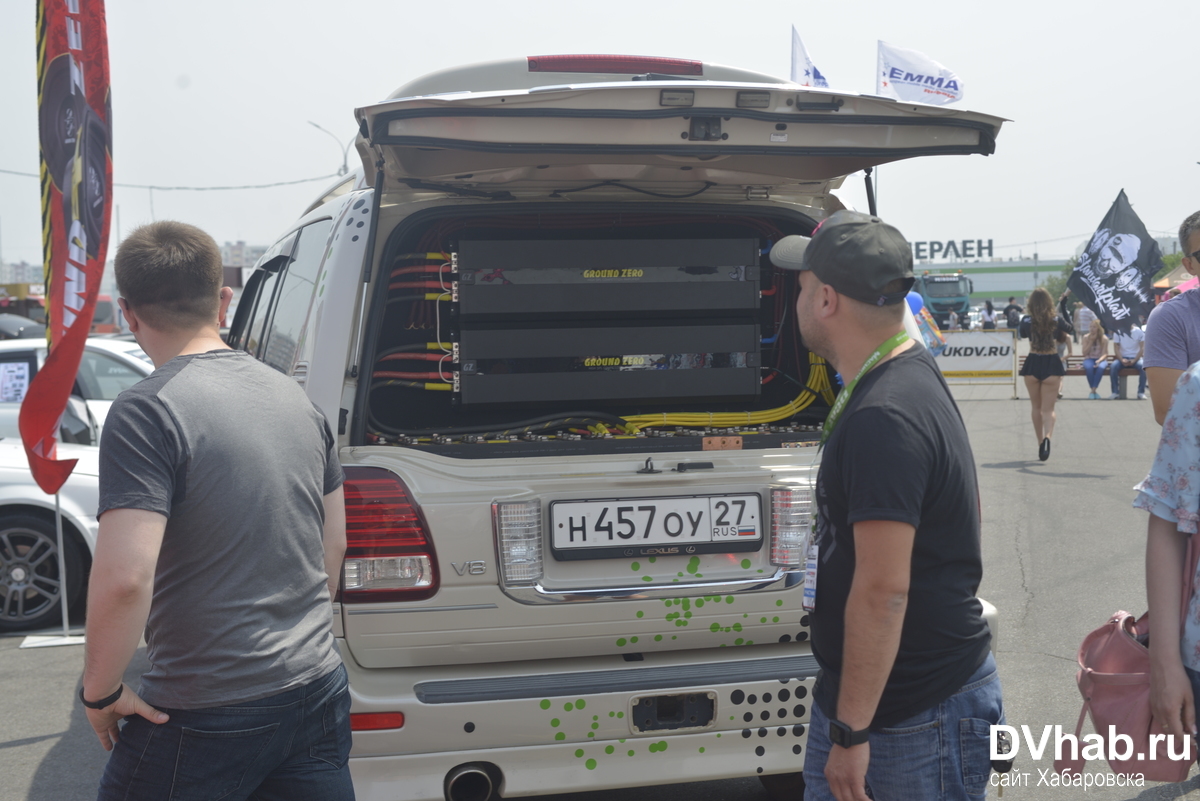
[549,493,763,561]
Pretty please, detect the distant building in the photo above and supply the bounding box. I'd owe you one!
[221,241,268,270]
[915,258,1071,302]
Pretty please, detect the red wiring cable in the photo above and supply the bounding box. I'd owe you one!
[391,265,446,278]
[373,371,445,380]
[379,353,447,362]
[389,281,446,290]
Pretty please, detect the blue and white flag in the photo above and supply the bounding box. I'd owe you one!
[790,26,828,88]
[876,40,962,105]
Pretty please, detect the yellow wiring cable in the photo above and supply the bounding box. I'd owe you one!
[622,352,835,431]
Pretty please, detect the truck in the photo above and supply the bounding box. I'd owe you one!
[229,54,1005,801]
[913,271,973,329]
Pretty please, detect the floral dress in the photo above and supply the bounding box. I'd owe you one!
[1133,363,1200,668]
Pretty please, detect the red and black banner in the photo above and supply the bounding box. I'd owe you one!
[20,0,112,494]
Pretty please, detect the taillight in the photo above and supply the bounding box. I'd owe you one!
[341,467,439,602]
[770,486,813,567]
[527,54,703,76]
[350,712,405,731]
[493,501,543,585]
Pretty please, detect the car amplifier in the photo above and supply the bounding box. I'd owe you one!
[456,324,761,406]
[454,239,760,321]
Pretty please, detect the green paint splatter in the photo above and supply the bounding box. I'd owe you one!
[648,742,659,753]
[746,640,754,645]
[735,638,744,645]
[683,611,692,619]
[724,626,732,633]
[696,598,705,608]
[619,738,626,743]
[695,573,703,578]
[677,572,684,577]
[636,610,644,618]
[576,699,586,709]
[709,622,721,633]
[587,732,595,738]
[616,638,627,647]
[551,718,560,727]
[699,747,706,753]
[575,749,585,758]
[654,634,663,641]
[675,619,687,627]
[555,732,566,740]
[757,569,764,573]
[565,702,574,711]
[657,740,668,751]
[760,617,768,623]
[686,556,701,575]
[540,699,551,710]
[776,599,784,607]
[741,559,752,569]
[648,556,656,563]
[642,576,653,582]
[663,600,673,608]
[627,749,636,757]
[586,758,597,770]
[729,716,735,720]
[671,636,677,640]
[733,623,742,632]
[725,596,735,604]
[716,733,722,738]
[631,561,640,571]
[772,616,780,623]
[673,598,682,606]
[681,598,691,611]
[605,745,615,754]
[630,635,639,643]
[593,715,599,720]
[591,722,599,730]
[617,711,625,718]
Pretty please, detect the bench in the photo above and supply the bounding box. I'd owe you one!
[1017,354,1143,399]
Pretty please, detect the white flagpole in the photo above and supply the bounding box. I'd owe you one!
[20,492,85,648]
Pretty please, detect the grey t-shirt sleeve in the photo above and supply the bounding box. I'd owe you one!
[98,392,184,518]
[1145,301,1190,370]
[318,406,344,495]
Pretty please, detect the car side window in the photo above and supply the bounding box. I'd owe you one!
[230,232,297,357]
[259,219,332,374]
[76,351,145,400]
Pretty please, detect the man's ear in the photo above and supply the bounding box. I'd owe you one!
[118,297,140,334]
[816,282,839,320]
[217,287,234,328]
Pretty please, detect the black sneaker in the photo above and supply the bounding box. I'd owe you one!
[1039,438,1051,461]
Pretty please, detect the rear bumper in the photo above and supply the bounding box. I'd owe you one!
[346,643,818,800]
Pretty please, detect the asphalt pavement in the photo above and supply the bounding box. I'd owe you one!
[4,363,1200,800]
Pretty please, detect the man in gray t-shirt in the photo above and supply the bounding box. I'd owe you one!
[81,221,354,800]
[1145,211,1200,424]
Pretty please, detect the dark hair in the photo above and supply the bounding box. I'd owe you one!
[115,221,223,331]
[1027,288,1056,351]
[1182,211,1200,252]
[985,299,994,313]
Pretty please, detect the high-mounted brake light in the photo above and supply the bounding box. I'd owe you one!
[527,55,703,76]
[770,487,813,567]
[493,501,543,585]
[341,467,439,602]
[351,712,405,731]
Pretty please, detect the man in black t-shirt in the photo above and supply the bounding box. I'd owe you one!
[1002,296,1024,329]
[770,211,1003,801]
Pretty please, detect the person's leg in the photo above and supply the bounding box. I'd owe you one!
[250,665,355,801]
[864,652,1004,801]
[1024,376,1043,442]
[801,680,838,801]
[1110,359,1122,396]
[1082,358,1098,391]
[1136,359,1148,395]
[1040,376,1061,440]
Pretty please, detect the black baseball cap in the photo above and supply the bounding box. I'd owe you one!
[769,210,915,306]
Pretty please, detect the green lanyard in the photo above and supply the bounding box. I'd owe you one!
[819,331,910,449]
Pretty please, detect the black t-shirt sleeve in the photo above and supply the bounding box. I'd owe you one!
[97,393,183,518]
[838,406,927,529]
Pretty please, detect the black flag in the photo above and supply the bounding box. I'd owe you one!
[1067,190,1163,334]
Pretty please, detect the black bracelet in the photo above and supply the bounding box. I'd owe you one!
[79,685,123,710]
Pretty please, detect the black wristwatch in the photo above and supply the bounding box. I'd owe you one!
[829,718,870,748]
[79,685,123,710]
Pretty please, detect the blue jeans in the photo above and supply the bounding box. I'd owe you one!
[98,664,354,801]
[1110,358,1147,394]
[803,652,1004,801]
[1082,358,1107,390]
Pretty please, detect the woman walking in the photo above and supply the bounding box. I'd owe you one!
[1079,319,1109,399]
[1018,287,1072,460]
[980,299,997,330]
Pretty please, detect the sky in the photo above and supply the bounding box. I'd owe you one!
[0,0,1196,270]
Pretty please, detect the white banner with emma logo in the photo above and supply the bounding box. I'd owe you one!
[936,331,1016,378]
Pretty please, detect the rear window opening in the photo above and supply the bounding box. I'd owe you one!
[358,208,833,456]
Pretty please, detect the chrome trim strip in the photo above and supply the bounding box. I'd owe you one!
[346,603,499,616]
[415,653,819,704]
[502,569,802,604]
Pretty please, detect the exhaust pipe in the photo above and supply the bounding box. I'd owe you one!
[445,763,496,801]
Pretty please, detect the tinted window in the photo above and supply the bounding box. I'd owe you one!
[76,350,145,400]
[261,219,332,374]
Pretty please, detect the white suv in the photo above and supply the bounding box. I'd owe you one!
[229,54,1005,801]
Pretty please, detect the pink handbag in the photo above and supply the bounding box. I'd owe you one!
[1054,538,1199,781]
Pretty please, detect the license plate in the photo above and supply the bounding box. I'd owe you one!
[549,494,763,561]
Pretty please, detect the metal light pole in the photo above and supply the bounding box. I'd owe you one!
[308,121,354,176]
